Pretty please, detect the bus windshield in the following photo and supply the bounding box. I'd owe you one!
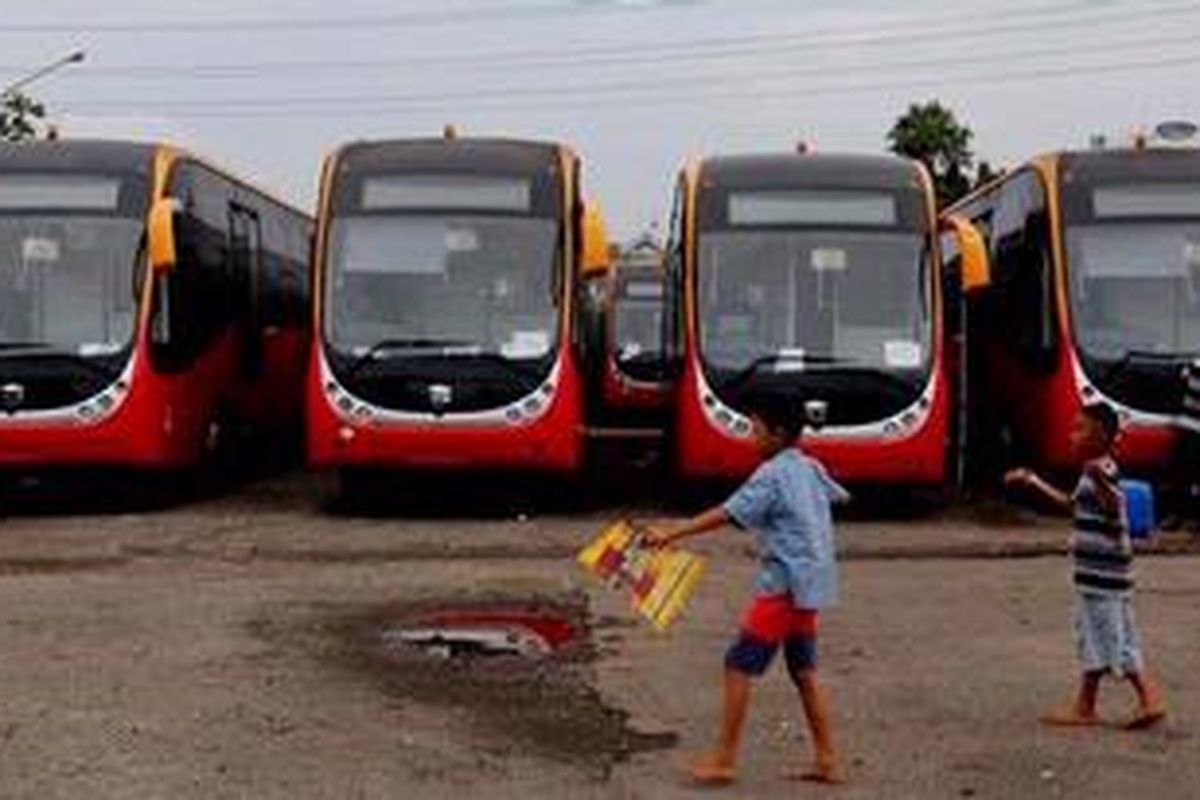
[1067,220,1200,360]
[0,215,142,354]
[325,213,559,360]
[698,229,929,372]
[613,276,664,375]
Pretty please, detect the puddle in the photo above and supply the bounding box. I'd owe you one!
[381,608,577,659]
[254,592,677,777]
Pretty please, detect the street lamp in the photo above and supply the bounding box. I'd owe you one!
[1,50,85,97]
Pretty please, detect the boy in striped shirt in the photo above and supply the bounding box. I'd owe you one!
[1006,402,1166,729]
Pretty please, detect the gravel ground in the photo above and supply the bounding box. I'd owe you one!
[0,473,1197,799]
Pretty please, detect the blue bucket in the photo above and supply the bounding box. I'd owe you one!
[1120,480,1156,540]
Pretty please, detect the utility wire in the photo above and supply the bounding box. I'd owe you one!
[57,31,1200,110]
[0,0,1193,42]
[61,49,1200,119]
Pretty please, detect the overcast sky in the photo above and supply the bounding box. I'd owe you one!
[2,0,1197,236]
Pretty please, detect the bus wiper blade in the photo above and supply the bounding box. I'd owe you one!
[346,337,476,376]
[0,341,54,351]
[0,345,121,379]
[459,350,543,381]
[1101,349,1184,382]
[727,353,854,387]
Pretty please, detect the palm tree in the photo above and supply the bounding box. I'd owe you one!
[887,101,974,207]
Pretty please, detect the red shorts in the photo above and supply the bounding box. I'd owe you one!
[741,593,818,643]
[726,594,819,676]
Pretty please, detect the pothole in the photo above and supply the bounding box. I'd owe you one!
[257,592,677,776]
[381,607,577,660]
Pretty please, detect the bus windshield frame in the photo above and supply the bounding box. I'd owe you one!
[0,170,149,358]
[1062,177,1200,363]
[322,169,565,368]
[694,186,934,379]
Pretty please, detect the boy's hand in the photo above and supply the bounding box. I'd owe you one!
[639,524,677,549]
[1004,467,1034,488]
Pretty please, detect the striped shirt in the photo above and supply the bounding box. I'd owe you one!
[1071,456,1133,597]
[1182,358,1200,435]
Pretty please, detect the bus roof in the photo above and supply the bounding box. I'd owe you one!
[699,153,923,192]
[0,139,158,176]
[335,137,565,176]
[1057,147,1200,184]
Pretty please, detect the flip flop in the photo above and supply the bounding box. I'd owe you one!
[1123,710,1166,731]
[1039,712,1101,728]
[689,762,736,786]
[783,767,847,786]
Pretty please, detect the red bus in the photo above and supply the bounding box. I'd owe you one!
[600,239,672,423]
[0,140,312,469]
[669,152,985,487]
[307,136,589,475]
[949,145,1200,478]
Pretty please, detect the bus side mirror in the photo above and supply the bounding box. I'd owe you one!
[942,214,990,292]
[580,201,611,280]
[149,198,181,270]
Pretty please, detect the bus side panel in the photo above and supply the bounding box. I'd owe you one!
[225,326,309,430]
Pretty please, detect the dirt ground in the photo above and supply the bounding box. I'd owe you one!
[0,473,1198,799]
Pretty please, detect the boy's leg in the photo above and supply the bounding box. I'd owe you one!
[782,622,844,784]
[690,669,753,783]
[1041,671,1102,726]
[1123,672,1167,730]
[790,669,844,784]
[690,635,776,784]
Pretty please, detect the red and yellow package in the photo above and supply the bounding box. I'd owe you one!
[577,520,706,631]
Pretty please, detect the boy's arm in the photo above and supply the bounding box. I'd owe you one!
[641,506,730,548]
[1004,467,1072,513]
[1084,460,1123,516]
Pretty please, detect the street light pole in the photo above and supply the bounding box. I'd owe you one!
[1,50,86,97]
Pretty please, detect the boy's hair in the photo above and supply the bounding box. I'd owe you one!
[744,393,805,441]
[1082,401,1120,444]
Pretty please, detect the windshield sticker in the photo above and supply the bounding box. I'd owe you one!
[773,348,806,373]
[811,248,848,272]
[21,237,61,264]
[445,227,480,253]
[1185,240,1200,269]
[884,340,923,368]
[78,342,123,357]
[501,330,550,359]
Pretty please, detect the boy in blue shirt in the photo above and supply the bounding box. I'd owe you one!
[644,396,849,786]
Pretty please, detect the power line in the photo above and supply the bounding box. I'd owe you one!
[60,49,1200,120]
[0,0,1191,43]
[1,1,1194,84]
[55,30,1200,111]
[0,2,605,34]
[6,0,1198,78]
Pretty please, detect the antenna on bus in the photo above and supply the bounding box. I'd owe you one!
[795,140,813,155]
[443,124,460,140]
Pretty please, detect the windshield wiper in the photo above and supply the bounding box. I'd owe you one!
[0,345,122,380]
[1101,349,1189,383]
[345,338,543,382]
[345,338,476,376]
[725,353,854,388]
[0,341,54,351]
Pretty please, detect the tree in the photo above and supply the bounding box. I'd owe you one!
[887,101,974,207]
[0,91,48,142]
[973,160,1001,189]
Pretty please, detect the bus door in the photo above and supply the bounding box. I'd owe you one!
[228,203,264,380]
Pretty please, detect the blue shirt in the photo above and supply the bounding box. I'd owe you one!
[724,448,849,609]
